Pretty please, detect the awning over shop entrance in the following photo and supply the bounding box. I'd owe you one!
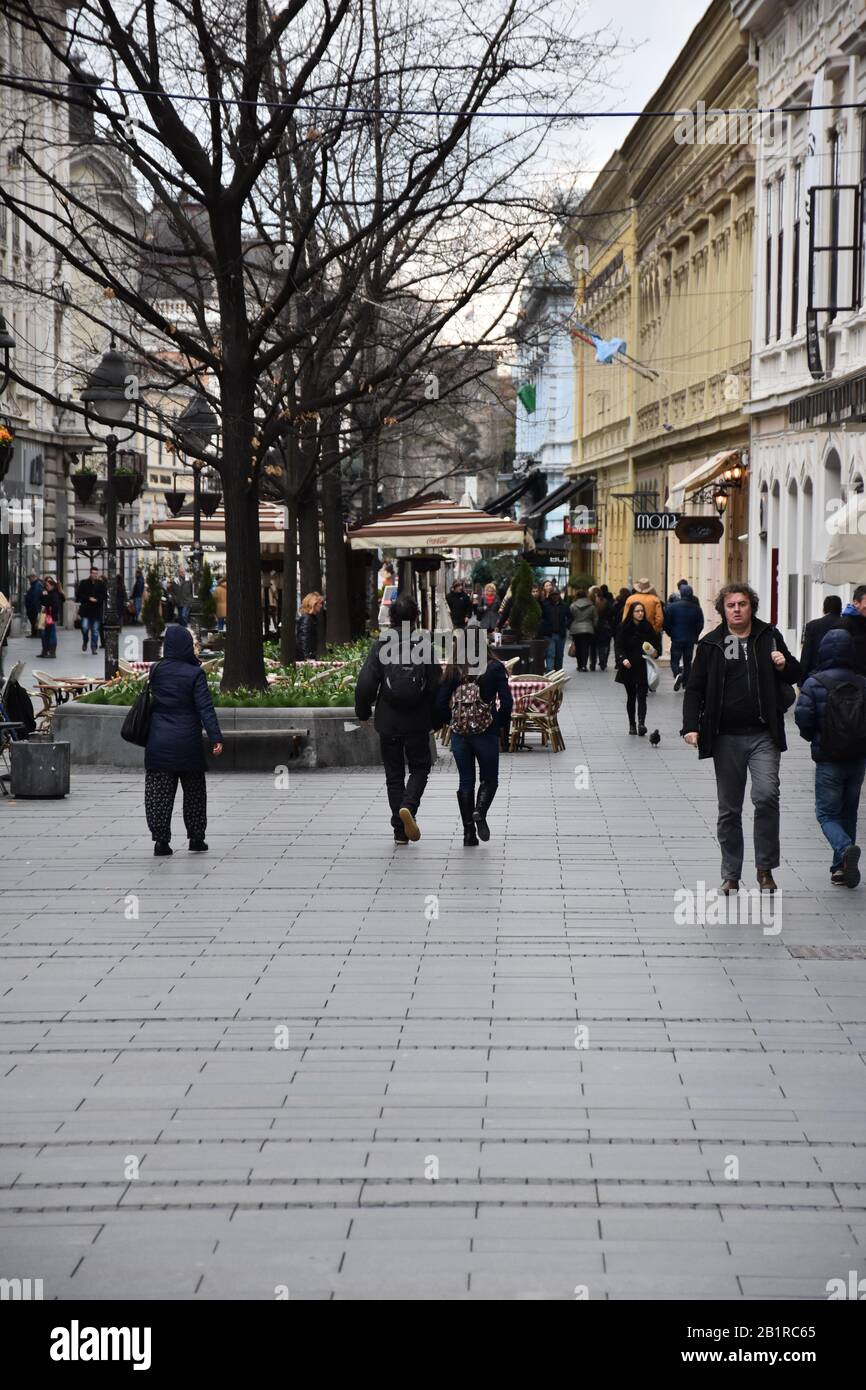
[664,450,741,512]
[522,475,594,524]
[347,496,528,551]
[481,468,544,516]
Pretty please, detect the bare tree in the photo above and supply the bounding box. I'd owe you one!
[1,0,613,686]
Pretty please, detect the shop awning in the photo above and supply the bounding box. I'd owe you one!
[148,502,287,551]
[73,523,153,551]
[481,468,544,515]
[522,475,594,523]
[813,492,866,582]
[664,450,741,511]
[347,496,528,551]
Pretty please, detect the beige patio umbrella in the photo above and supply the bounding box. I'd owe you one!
[815,494,866,584]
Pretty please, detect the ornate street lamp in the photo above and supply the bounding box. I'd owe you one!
[80,347,137,678]
[173,394,220,627]
[713,488,729,517]
[0,311,14,609]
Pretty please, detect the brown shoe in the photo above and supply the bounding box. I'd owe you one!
[719,878,740,895]
[399,807,421,842]
[757,869,777,893]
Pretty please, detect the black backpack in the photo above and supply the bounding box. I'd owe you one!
[382,660,427,709]
[816,675,866,759]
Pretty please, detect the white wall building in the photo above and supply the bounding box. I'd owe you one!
[511,247,576,539]
[733,0,866,651]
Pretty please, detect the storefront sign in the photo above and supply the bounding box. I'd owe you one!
[635,511,679,532]
[675,515,724,544]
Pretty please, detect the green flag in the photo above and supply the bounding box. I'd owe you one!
[517,382,536,413]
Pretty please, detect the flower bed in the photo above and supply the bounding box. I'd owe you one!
[77,638,369,709]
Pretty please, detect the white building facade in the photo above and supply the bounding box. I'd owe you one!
[733,0,866,652]
[511,248,575,538]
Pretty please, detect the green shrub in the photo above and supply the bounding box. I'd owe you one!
[470,558,493,585]
[506,558,542,640]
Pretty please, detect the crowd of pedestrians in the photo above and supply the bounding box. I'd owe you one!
[350,571,866,902]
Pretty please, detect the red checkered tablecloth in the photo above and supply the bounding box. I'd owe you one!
[508,676,549,713]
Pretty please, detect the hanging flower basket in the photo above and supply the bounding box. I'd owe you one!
[71,469,98,504]
[0,424,14,482]
[163,489,185,516]
[112,469,140,504]
[199,489,222,517]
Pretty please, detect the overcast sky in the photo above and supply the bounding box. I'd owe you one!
[569,0,715,184]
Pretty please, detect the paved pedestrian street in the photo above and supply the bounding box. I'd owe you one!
[2,672,865,1301]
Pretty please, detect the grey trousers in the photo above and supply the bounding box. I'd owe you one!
[711,731,781,879]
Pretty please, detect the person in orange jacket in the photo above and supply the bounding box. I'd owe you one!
[622,579,664,634]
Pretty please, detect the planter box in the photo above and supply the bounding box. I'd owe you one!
[50,702,435,770]
[10,740,71,797]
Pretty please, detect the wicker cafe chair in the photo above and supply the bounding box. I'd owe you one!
[509,680,566,753]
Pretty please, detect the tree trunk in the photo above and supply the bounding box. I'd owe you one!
[320,408,350,646]
[297,424,322,599]
[219,384,266,691]
[279,493,298,667]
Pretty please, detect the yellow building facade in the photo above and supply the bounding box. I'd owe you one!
[564,0,755,620]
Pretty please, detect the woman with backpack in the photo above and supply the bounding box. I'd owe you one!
[435,643,513,847]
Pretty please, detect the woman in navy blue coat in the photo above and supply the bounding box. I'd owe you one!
[144,624,223,856]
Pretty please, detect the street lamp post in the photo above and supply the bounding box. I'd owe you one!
[174,394,219,633]
[80,347,136,679]
[0,311,15,626]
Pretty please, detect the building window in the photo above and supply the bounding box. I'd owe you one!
[776,175,785,340]
[765,183,773,343]
[791,164,801,337]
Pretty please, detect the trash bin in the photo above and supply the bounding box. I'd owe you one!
[10,740,71,798]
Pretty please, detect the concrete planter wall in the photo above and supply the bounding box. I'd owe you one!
[51,702,437,770]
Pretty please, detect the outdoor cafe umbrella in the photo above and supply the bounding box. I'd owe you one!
[814,493,866,584]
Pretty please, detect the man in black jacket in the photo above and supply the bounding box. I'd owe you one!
[800,594,843,679]
[354,594,442,844]
[446,580,473,630]
[682,583,802,894]
[75,568,106,654]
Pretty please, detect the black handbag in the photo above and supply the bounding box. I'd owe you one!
[120,665,158,746]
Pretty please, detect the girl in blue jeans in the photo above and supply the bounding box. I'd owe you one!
[435,647,513,846]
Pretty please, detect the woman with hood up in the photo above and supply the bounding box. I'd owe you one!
[144,624,223,856]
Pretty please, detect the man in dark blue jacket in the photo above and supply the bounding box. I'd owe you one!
[799,594,843,679]
[663,585,705,690]
[794,628,866,887]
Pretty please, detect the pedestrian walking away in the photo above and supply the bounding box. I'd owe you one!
[681,583,802,894]
[832,584,866,675]
[568,588,598,671]
[588,585,614,671]
[614,601,659,735]
[144,624,223,856]
[354,594,441,844]
[799,595,842,680]
[663,584,705,690]
[75,567,106,654]
[622,579,665,635]
[794,628,866,887]
[435,640,513,846]
[24,573,43,638]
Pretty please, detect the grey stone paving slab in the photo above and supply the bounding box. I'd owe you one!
[2,673,865,1298]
